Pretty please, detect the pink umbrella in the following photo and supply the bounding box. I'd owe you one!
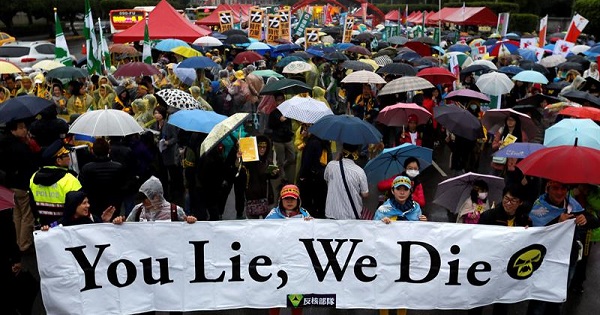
[377,102,432,127]
[444,89,491,104]
[0,185,15,211]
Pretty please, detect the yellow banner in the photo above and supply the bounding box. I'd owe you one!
[279,8,291,43]
[266,14,281,46]
[219,11,233,32]
[305,28,320,49]
[248,8,263,40]
[343,16,354,43]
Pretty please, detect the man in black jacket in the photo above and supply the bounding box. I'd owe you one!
[79,138,125,220]
[268,93,295,186]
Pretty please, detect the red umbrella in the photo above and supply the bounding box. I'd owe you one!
[404,41,432,57]
[377,102,432,127]
[516,144,600,184]
[233,51,264,65]
[0,185,15,210]
[559,106,600,122]
[112,62,160,77]
[346,45,372,56]
[416,67,456,85]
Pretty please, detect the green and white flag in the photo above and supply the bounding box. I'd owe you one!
[84,0,101,74]
[142,17,152,64]
[54,8,72,66]
[98,17,111,70]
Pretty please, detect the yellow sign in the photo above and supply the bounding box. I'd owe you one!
[239,137,259,162]
[343,16,354,43]
[248,8,263,40]
[219,11,233,32]
[279,8,291,43]
[305,28,320,49]
[266,14,281,46]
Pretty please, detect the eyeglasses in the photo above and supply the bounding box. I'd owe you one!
[503,195,521,204]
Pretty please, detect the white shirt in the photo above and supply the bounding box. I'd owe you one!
[324,158,369,220]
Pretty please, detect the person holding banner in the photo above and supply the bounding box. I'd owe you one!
[40,191,115,230]
[526,180,599,315]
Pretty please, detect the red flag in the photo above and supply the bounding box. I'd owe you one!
[538,15,547,47]
[564,14,589,43]
[401,4,408,25]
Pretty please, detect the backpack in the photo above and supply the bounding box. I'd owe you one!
[134,203,178,222]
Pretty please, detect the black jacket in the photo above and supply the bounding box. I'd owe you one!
[479,205,530,227]
[79,156,125,218]
[0,133,40,190]
[267,109,293,143]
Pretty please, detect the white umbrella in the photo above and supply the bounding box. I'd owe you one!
[32,60,65,71]
[246,42,272,51]
[378,76,434,96]
[570,45,591,55]
[321,35,335,44]
[539,54,567,68]
[282,61,312,74]
[341,70,386,84]
[69,109,144,137]
[277,96,334,124]
[193,36,223,47]
[471,59,498,70]
[476,72,514,96]
[200,113,250,156]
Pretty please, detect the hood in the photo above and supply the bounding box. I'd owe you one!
[572,75,586,90]
[139,176,166,209]
[63,191,86,222]
[131,99,148,116]
[32,167,68,186]
[256,134,272,161]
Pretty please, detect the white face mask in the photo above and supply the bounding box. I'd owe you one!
[478,192,488,200]
[406,170,419,178]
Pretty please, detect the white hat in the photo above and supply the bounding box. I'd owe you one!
[34,78,43,84]
[15,75,22,81]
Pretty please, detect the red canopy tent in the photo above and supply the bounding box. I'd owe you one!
[424,11,438,26]
[427,7,459,24]
[410,11,428,24]
[385,10,400,21]
[406,11,419,22]
[195,4,241,26]
[444,7,498,26]
[113,0,210,43]
[229,4,253,23]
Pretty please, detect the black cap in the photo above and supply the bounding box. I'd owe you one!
[42,139,70,160]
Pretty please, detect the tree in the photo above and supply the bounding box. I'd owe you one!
[573,0,600,38]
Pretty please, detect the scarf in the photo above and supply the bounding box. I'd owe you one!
[530,194,583,226]
[374,197,421,221]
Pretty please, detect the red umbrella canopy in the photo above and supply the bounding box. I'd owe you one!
[346,45,372,56]
[0,185,15,210]
[416,67,457,85]
[516,144,600,184]
[377,102,432,127]
[113,62,160,77]
[233,51,264,65]
[559,106,600,122]
[404,41,432,57]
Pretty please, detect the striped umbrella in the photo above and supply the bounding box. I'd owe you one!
[277,96,334,124]
[378,76,434,96]
[373,55,393,66]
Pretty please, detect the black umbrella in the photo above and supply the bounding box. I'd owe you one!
[433,105,483,141]
[566,55,590,69]
[557,62,584,72]
[341,60,374,71]
[321,26,342,34]
[45,67,88,82]
[411,36,437,45]
[323,51,349,62]
[512,105,542,121]
[582,76,600,92]
[460,64,491,75]
[516,93,562,106]
[224,34,250,45]
[387,36,409,46]
[355,32,375,43]
[210,31,227,40]
[561,90,600,107]
[222,29,247,37]
[373,47,399,58]
[393,51,421,62]
[545,81,570,96]
[0,95,55,124]
[376,63,417,76]
[519,61,550,75]
[260,78,312,95]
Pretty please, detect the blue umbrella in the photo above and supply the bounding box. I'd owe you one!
[273,43,302,53]
[364,144,433,184]
[335,42,355,50]
[483,38,498,46]
[154,38,190,52]
[167,109,227,133]
[512,70,549,84]
[308,115,382,145]
[517,48,536,62]
[543,44,555,51]
[498,65,524,76]
[447,44,471,53]
[275,55,306,67]
[210,31,227,40]
[172,63,196,86]
[544,118,600,149]
[178,56,218,69]
[493,143,545,159]
[0,95,55,124]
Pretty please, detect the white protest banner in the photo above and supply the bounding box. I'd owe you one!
[553,39,575,57]
[35,220,574,314]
